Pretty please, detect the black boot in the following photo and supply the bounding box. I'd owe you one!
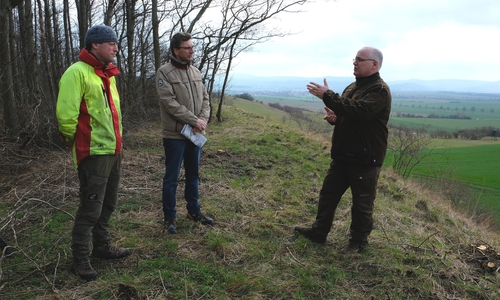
[294,227,327,244]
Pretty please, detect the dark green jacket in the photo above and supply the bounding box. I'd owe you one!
[322,72,391,166]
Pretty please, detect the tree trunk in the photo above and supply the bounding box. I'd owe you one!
[152,0,160,71]
[36,0,56,101]
[123,0,137,111]
[0,0,19,135]
[216,35,238,122]
[19,0,39,92]
[62,0,72,66]
[75,0,90,48]
[104,0,117,25]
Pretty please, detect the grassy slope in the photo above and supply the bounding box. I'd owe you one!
[237,97,500,226]
[0,105,500,299]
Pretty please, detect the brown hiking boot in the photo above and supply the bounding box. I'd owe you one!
[91,242,132,260]
[187,212,214,225]
[73,256,98,281]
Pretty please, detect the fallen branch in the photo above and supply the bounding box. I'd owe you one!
[24,198,74,220]
[158,270,168,297]
[287,246,305,267]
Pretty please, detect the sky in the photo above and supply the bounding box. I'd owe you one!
[231,0,500,82]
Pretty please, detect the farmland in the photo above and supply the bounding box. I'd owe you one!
[250,90,500,133]
[384,141,500,223]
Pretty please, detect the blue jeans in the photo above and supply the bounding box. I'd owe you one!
[162,138,201,220]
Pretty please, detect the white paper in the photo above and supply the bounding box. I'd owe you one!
[181,124,207,147]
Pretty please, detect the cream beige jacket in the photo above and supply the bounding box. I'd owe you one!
[156,56,210,139]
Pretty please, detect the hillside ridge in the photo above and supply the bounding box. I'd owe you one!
[0,105,499,299]
[229,73,500,94]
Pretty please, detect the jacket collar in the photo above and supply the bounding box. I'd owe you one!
[355,72,380,86]
[169,54,190,70]
[78,48,120,77]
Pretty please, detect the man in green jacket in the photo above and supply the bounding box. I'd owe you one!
[295,46,392,252]
[156,32,213,234]
[56,25,131,281]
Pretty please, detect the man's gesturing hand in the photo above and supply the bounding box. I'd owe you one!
[307,78,330,99]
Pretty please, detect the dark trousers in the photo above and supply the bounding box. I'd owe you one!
[72,154,121,257]
[162,138,201,220]
[312,160,380,242]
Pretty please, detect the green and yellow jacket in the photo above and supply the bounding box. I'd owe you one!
[56,48,122,168]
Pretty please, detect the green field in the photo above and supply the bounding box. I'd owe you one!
[388,141,500,189]
[390,98,500,131]
[388,117,500,132]
[384,142,500,219]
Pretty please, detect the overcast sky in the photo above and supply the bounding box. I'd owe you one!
[231,0,500,82]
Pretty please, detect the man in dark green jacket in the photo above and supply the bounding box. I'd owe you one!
[295,46,392,252]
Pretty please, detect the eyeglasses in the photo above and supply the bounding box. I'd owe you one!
[353,57,375,63]
[178,46,194,50]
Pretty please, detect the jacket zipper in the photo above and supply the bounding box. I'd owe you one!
[185,68,197,113]
[101,85,108,108]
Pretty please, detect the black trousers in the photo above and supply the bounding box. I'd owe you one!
[72,154,121,257]
[312,160,381,242]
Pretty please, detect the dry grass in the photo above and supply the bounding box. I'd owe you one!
[0,105,499,299]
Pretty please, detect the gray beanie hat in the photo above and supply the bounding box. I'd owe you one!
[85,25,118,45]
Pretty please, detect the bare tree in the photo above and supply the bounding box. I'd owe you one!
[0,0,20,135]
[388,124,443,179]
[194,0,307,121]
[62,0,75,66]
[152,0,160,70]
[1,0,312,144]
[123,0,138,110]
[75,0,90,48]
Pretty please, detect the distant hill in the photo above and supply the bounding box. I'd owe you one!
[228,74,352,93]
[229,73,500,94]
[390,79,500,93]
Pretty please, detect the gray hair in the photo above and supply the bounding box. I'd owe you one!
[369,47,383,69]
